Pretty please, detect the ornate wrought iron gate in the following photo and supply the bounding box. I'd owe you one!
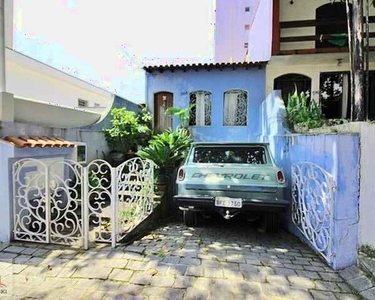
[291,162,336,264]
[13,158,154,249]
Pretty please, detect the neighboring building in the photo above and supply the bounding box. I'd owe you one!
[214,0,259,62]
[269,0,375,120]
[144,61,266,142]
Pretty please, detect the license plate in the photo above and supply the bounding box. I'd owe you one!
[215,197,242,208]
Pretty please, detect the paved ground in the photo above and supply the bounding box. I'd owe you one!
[0,220,360,300]
[340,253,375,299]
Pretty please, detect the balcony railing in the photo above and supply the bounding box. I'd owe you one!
[273,17,375,55]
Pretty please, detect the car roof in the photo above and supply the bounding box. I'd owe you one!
[191,142,270,146]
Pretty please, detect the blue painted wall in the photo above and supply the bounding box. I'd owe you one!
[146,67,266,142]
[260,91,359,270]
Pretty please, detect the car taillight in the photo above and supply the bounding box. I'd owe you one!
[277,170,285,183]
[178,168,185,181]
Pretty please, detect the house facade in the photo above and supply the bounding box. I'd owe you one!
[144,62,266,142]
[270,0,375,120]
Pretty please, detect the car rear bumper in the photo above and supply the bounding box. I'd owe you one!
[174,195,290,212]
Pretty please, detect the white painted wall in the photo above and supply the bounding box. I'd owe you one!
[0,141,14,242]
[267,54,375,104]
[358,123,375,247]
[279,0,375,51]
[5,49,113,108]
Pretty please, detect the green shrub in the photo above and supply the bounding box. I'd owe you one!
[359,245,375,258]
[103,108,152,152]
[137,128,191,174]
[286,89,324,131]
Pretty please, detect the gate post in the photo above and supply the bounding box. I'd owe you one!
[83,167,89,250]
[111,167,117,248]
[45,165,51,244]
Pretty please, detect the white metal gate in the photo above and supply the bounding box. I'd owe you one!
[13,157,154,249]
[291,162,336,264]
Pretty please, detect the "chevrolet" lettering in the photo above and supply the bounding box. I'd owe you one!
[192,173,264,180]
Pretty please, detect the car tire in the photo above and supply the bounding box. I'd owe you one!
[262,212,279,232]
[183,211,197,227]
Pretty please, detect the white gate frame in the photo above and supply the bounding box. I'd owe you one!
[291,162,336,264]
[13,157,155,249]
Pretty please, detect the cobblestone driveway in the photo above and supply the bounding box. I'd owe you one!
[0,221,359,300]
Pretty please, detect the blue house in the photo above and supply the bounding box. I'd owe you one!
[144,62,267,142]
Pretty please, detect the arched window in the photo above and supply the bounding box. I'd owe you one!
[189,91,212,126]
[223,89,248,126]
[274,74,312,105]
[316,2,351,49]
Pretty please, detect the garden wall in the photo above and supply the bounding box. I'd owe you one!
[261,91,360,270]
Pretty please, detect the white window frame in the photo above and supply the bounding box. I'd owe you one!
[223,89,248,127]
[75,142,87,164]
[189,91,212,127]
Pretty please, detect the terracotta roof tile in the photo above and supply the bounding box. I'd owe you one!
[2,136,75,148]
[143,61,267,73]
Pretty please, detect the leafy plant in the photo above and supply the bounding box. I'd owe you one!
[103,108,152,152]
[137,107,153,147]
[137,128,191,174]
[359,244,375,258]
[165,104,195,129]
[286,88,324,131]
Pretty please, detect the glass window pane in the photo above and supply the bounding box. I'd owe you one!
[193,146,267,164]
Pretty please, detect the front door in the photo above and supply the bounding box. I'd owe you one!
[154,92,173,134]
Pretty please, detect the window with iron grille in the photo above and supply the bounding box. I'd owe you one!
[223,90,248,126]
[245,7,250,12]
[189,91,212,126]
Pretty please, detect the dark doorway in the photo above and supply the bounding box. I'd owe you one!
[315,3,351,49]
[274,74,312,105]
[368,72,375,120]
[154,92,173,134]
[320,72,351,119]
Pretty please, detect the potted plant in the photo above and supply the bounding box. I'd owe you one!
[103,107,152,165]
[285,88,324,133]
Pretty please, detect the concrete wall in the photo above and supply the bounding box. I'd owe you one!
[2,95,139,163]
[215,0,258,62]
[261,92,360,270]
[357,123,375,247]
[146,67,266,142]
[0,140,76,242]
[6,49,113,109]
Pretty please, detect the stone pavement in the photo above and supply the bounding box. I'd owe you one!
[0,221,360,300]
[339,253,375,299]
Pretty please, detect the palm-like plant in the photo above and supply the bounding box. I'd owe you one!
[137,128,191,176]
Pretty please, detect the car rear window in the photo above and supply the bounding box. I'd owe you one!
[192,146,267,164]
